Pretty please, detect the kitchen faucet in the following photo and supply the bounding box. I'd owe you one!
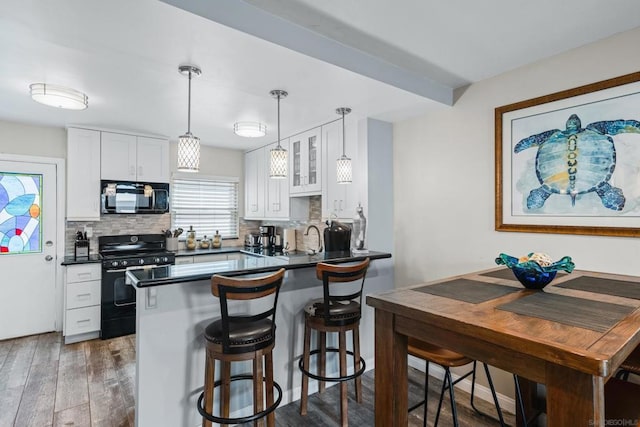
[304,225,323,255]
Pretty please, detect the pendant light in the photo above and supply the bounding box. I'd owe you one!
[177,65,201,172]
[269,89,288,178]
[336,107,352,184]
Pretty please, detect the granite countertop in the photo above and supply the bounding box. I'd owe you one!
[127,250,391,288]
[61,254,102,265]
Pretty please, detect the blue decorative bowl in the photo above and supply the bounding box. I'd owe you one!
[495,253,575,290]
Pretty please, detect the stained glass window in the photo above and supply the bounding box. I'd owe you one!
[0,172,42,254]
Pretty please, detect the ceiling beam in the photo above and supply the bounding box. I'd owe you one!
[159,0,454,106]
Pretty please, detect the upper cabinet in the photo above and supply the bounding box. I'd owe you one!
[321,120,357,221]
[289,128,322,196]
[101,132,169,183]
[67,128,101,221]
[244,146,265,219]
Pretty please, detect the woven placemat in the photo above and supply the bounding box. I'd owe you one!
[497,292,634,332]
[414,278,520,304]
[480,268,567,281]
[554,276,640,300]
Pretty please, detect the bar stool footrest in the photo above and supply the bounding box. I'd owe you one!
[298,348,366,382]
[197,373,283,425]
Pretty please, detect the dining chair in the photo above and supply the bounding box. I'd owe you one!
[408,337,506,427]
[615,345,640,381]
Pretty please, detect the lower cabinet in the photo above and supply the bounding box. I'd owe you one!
[175,253,235,264]
[64,264,101,344]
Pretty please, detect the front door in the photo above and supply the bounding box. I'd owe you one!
[0,159,57,340]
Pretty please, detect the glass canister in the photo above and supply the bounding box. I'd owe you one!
[212,230,222,249]
[186,225,196,250]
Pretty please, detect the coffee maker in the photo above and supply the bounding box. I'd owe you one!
[259,225,276,251]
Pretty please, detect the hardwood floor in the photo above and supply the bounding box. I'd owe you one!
[0,332,515,426]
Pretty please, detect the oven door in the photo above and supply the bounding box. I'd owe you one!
[101,265,154,339]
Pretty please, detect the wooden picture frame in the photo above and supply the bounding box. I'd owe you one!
[495,71,640,237]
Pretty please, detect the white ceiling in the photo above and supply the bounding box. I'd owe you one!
[1,0,639,151]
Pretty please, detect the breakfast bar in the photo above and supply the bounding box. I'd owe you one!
[127,250,392,427]
[366,267,640,427]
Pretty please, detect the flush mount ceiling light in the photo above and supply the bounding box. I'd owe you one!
[29,83,88,110]
[234,121,266,138]
[336,107,352,184]
[177,65,201,173]
[269,89,288,179]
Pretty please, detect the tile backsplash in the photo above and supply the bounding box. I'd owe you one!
[66,214,262,255]
[65,195,326,255]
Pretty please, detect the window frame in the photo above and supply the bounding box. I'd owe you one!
[170,173,240,240]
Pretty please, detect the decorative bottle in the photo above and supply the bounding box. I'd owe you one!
[352,203,368,253]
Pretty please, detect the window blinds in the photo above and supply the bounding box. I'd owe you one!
[171,178,239,239]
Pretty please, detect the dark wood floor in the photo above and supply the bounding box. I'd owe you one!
[0,332,515,426]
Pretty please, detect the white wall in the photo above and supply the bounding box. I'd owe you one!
[393,26,640,398]
[0,120,66,157]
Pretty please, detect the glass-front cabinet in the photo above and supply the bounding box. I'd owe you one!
[289,128,322,195]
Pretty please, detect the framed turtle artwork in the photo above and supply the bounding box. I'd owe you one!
[495,71,640,237]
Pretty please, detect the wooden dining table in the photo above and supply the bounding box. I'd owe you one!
[366,267,640,426]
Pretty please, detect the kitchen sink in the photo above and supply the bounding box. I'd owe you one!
[275,251,325,262]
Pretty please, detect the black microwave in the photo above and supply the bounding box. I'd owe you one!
[101,181,169,214]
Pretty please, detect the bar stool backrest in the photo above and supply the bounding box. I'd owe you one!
[315,258,370,326]
[211,268,285,353]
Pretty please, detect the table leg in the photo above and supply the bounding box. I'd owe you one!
[515,375,539,427]
[546,364,604,427]
[374,309,407,426]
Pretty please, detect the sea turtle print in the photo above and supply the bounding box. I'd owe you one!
[514,114,640,211]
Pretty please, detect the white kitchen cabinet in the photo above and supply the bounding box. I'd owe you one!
[101,132,169,182]
[176,253,234,264]
[265,139,290,219]
[194,253,228,263]
[136,136,170,182]
[67,128,101,220]
[244,147,265,219]
[290,128,322,195]
[322,120,357,221]
[64,263,101,343]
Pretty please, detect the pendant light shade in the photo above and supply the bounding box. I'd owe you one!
[269,90,288,179]
[177,65,201,172]
[336,107,352,184]
[30,83,88,110]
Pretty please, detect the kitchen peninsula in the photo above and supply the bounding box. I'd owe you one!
[127,250,392,427]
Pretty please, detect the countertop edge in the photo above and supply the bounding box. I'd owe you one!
[130,252,391,288]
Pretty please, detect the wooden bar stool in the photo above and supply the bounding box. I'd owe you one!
[407,338,506,427]
[197,268,285,427]
[299,258,370,427]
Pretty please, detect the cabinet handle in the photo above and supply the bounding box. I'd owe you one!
[334,200,337,210]
[339,200,344,211]
[138,166,143,177]
[77,272,92,278]
[130,166,136,176]
[77,319,91,325]
[76,293,91,299]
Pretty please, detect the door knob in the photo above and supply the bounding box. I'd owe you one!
[45,241,53,247]
[45,255,53,261]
